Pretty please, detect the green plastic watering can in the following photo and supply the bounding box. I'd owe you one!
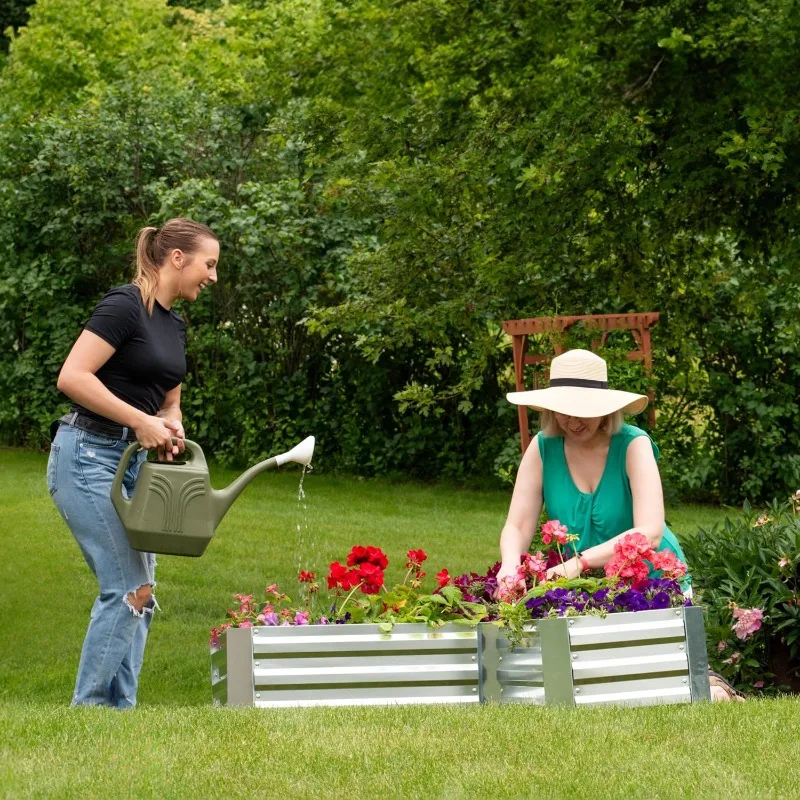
[111,436,315,557]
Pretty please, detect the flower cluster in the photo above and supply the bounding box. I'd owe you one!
[604,532,687,588]
[524,578,689,618]
[328,545,388,595]
[405,548,427,588]
[731,605,764,640]
[540,520,568,546]
[453,562,501,603]
[604,532,654,586]
[212,545,489,646]
[212,530,693,650]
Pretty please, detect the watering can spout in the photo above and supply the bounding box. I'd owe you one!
[276,435,315,467]
[212,436,315,526]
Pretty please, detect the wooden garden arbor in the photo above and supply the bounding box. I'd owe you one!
[502,313,660,453]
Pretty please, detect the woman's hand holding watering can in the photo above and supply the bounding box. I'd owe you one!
[158,418,186,462]
[134,414,185,461]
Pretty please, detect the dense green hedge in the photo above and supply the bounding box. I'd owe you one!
[1,0,799,501]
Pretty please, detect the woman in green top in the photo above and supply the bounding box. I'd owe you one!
[497,348,690,594]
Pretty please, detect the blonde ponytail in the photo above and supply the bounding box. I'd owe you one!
[132,218,218,314]
[134,226,160,314]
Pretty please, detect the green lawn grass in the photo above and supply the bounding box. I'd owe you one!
[3,448,795,799]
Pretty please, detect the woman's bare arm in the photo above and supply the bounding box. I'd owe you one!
[57,330,179,454]
[498,434,545,581]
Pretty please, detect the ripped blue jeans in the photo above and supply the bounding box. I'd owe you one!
[48,422,155,708]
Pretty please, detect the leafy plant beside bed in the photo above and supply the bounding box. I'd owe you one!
[684,494,800,693]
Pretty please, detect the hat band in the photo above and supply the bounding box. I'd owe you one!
[549,378,609,389]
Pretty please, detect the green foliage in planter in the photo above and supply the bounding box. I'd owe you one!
[684,499,800,692]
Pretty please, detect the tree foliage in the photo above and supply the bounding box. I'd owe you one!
[1,0,799,498]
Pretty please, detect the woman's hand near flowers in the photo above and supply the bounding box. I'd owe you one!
[494,563,525,600]
[497,434,545,599]
[546,556,581,581]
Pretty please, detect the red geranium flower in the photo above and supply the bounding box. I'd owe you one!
[436,569,451,588]
[298,570,316,583]
[327,561,350,590]
[406,549,428,567]
[347,545,389,570]
[366,546,389,569]
[357,562,385,594]
[347,546,369,566]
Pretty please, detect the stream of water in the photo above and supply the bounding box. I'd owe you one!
[294,464,319,576]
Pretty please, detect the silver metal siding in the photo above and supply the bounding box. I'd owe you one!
[479,608,710,707]
[215,623,480,708]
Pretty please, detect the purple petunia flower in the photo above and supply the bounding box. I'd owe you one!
[649,591,671,610]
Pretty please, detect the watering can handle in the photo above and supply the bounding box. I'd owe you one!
[111,438,207,506]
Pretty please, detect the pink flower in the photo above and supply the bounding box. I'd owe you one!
[260,611,279,626]
[319,616,329,625]
[723,651,741,665]
[754,681,764,689]
[541,520,569,546]
[519,552,548,583]
[496,575,526,603]
[617,532,655,562]
[604,533,660,589]
[234,593,255,614]
[717,640,728,653]
[779,557,790,568]
[651,550,688,580]
[732,607,763,640]
[294,611,310,625]
[239,620,254,628]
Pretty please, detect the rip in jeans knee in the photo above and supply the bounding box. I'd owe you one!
[123,584,158,618]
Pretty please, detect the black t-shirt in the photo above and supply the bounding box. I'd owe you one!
[70,284,187,425]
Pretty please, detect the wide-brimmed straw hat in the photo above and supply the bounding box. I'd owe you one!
[507,349,648,417]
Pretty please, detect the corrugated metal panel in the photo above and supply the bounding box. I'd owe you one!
[254,684,480,708]
[243,623,478,708]
[567,616,685,646]
[573,674,692,706]
[477,623,546,704]
[479,608,707,707]
[209,646,227,706]
[565,609,692,706]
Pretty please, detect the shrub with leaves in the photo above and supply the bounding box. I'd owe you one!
[684,496,800,692]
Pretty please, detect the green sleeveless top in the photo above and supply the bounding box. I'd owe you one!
[537,424,690,584]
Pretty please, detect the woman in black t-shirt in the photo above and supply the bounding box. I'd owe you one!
[47,218,219,708]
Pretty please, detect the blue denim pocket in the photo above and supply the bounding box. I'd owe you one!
[80,431,121,449]
[46,443,60,496]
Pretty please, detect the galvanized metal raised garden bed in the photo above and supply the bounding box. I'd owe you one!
[210,623,480,707]
[478,606,711,707]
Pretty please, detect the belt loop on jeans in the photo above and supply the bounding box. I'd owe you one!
[121,426,129,440]
[70,411,79,425]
